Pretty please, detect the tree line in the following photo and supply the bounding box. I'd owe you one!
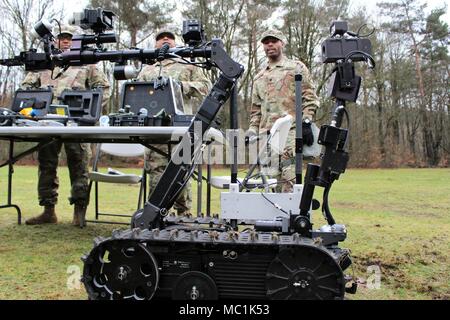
[0,0,448,167]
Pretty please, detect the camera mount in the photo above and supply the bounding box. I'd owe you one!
[294,21,376,235]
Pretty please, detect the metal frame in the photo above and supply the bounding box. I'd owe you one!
[0,140,22,224]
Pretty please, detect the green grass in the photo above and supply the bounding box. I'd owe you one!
[0,166,449,300]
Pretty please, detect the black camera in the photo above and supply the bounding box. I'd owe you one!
[182,20,206,46]
[321,21,372,63]
[71,8,115,34]
[70,8,117,48]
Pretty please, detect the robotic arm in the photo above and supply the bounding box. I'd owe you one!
[128,41,244,229]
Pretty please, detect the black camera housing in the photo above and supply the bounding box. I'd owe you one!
[321,21,372,63]
[322,38,372,63]
[330,21,348,37]
[182,20,206,46]
[71,8,115,34]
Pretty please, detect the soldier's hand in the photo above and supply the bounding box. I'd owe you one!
[175,80,184,94]
[302,119,314,146]
[245,128,257,145]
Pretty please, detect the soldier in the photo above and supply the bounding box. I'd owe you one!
[138,29,211,215]
[248,29,320,192]
[21,25,110,226]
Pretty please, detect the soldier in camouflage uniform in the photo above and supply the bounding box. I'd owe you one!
[138,29,211,215]
[248,29,320,192]
[21,25,110,226]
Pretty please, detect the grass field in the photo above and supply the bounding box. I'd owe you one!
[0,166,448,300]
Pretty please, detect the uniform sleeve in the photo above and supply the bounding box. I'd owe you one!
[182,66,211,99]
[21,72,41,89]
[295,62,320,121]
[88,65,111,114]
[249,77,263,133]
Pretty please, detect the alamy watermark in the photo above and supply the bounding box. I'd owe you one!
[168,121,288,169]
[67,265,81,291]
[365,265,382,290]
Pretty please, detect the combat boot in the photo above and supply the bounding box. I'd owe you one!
[25,205,57,225]
[73,204,87,228]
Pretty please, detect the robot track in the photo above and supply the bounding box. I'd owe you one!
[82,227,352,300]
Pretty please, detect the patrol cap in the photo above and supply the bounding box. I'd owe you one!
[155,28,176,41]
[57,24,78,38]
[261,29,287,44]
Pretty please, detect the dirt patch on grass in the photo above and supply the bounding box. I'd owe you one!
[353,251,409,287]
[353,246,449,299]
[430,292,450,300]
[0,246,14,254]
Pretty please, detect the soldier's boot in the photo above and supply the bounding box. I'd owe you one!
[72,204,87,228]
[25,205,57,225]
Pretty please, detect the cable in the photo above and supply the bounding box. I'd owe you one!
[261,193,289,216]
[52,19,62,48]
[235,170,296,190]
[342,107,351,150]
[168,53,212,69]
[168,42,212,68]
[356,24,376,38]
[133,60,144,74]
[53,19,62,35]
[50,65,68,80]
[322,184,336,225]
[345,50,376,69]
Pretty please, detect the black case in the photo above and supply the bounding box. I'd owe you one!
[109,79,193,127]
[11,88,53,114]
[120,79,185,116]
[59,88,103,125]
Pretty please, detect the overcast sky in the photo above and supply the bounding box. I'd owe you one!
[61,0,449,28]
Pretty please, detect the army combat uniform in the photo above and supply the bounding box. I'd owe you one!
[138,59,211,214]
[250,34,320,192]
[22,65,110,223]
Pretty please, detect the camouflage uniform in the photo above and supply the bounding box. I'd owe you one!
[138,59,211,214]
[250,30,320,192]
[21,65,110,208]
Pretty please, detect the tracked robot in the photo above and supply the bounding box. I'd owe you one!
[1,10,375,300]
